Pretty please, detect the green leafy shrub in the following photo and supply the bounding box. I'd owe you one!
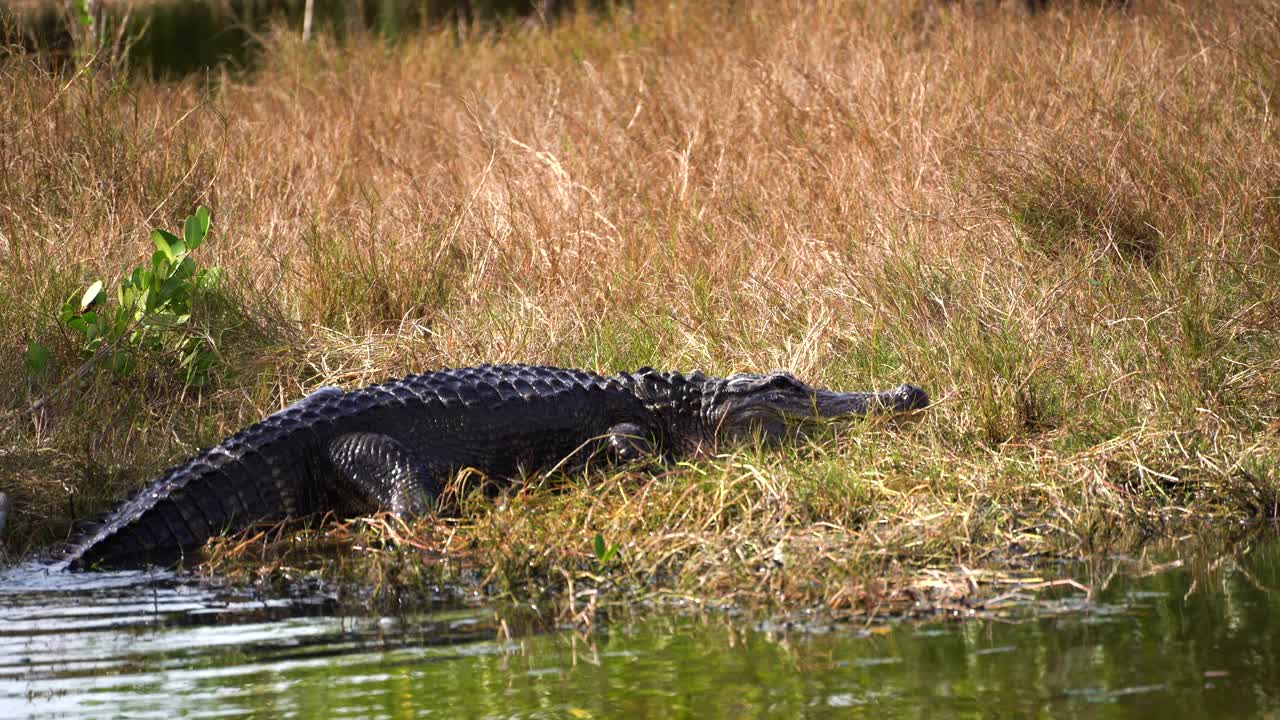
[28,206,223,387]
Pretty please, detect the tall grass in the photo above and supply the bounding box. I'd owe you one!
[1,0,1277,615]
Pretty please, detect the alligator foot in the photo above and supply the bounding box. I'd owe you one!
[605,422,656,463]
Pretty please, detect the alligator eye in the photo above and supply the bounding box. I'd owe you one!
[769,375,798,390]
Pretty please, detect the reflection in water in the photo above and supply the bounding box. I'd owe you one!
[2,541,1280,718]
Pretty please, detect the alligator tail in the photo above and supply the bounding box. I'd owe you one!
[59,388,343,570]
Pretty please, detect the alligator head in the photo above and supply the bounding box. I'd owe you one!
[707,371,929,448]
[623,368,929,455]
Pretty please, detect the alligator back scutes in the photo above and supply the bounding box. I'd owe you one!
[358,364,624,410]
[60,364,634,569]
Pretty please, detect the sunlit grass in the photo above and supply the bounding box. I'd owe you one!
[1,0,1278,615]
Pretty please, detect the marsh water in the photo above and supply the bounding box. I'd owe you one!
[3,540,1279,719]
[1,1,1279,716]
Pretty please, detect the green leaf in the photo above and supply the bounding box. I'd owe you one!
[179,343,205,368]
[158,275,186,305]
[113,306,132,336]
[25,341,49,374]
[119,285,140,310]
[197,266,224,289]
[173,256,197,282]
[109,350,132,374]
[152,229,181,262]
[83,313,100,341]
[592,533,619,564]
[73,0,91,25]
[145,310,175,327]
[152,250,171,277]
[184,207,210,250]
[80,280,104,311]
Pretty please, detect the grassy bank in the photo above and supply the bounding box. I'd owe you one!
[1,0,1278,619]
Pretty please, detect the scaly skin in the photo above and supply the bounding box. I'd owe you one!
[0,492,10,544]
[60,364,928,570]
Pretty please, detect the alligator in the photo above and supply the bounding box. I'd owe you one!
[0,491,10,544]
[60,364,928,570]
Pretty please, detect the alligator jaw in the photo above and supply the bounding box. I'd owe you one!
[709,372,930,449]
[812,383,930,417]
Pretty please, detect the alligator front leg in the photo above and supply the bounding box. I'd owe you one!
[605,422,656,463]
[326,433,441,516]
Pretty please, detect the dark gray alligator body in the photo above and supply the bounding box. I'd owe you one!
[61,364,928,570]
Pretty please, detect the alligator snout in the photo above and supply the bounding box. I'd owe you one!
[890,384,930,412]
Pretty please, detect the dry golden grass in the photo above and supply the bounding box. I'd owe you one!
[1,0,1278,616]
